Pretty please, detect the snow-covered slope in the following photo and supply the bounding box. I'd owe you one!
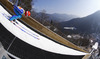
[0,5,87,56]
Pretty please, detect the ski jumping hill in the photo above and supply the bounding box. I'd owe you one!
[0,0,88,59]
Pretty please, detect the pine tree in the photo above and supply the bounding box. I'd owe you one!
[18,0,32,11]
[10,0,33,11]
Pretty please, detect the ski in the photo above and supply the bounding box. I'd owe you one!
[14,20,39,37]
[14,23,39,40]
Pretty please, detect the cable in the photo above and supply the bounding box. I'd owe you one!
[7,36,16,51]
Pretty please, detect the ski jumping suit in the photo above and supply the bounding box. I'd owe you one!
[9,5,24,21]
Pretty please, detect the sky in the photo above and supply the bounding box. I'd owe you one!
[33,0,100,17]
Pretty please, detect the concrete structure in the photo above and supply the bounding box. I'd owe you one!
[0,42,10,59]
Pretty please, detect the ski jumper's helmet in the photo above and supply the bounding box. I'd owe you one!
[18,6,25,14]
[25,11,31,16]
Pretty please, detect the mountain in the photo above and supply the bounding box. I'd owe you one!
[48,13,78,22]
[60,10,100,34]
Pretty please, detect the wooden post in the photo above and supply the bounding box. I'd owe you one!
[82,54,91,59]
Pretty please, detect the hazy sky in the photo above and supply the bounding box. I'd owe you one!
[33,0,100,17]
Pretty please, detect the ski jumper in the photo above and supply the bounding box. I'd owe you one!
[9,5,25,21]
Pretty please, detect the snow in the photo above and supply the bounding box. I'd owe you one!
[92,42,98,49]
[0,5,88,56]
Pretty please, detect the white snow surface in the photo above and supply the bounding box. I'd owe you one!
[0,5,87,55]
